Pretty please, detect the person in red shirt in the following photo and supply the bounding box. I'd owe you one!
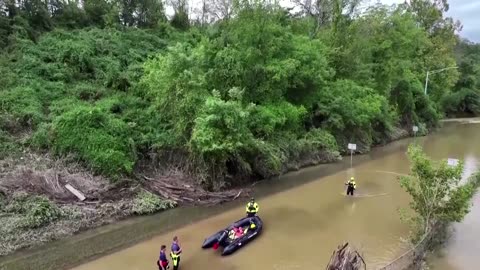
[157,245,169,270]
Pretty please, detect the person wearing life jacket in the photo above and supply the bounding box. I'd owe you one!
[345,177,357,196]
[246,197,259,217]
[157,245,169,270]
[170,236,182,270]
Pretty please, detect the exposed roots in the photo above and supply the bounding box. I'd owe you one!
[141,173,249,205]
[326,242,366,270]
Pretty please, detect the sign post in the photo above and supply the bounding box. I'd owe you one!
[348,143,357,168]
[447,158,459,167]
[413,125,418,143]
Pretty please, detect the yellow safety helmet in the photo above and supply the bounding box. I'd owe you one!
[350,177,354,180]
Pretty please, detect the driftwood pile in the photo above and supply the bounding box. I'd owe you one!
[326,242,366,270]
[142,175,247,205]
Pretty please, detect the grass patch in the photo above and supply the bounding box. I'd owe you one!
[132,190,177,215]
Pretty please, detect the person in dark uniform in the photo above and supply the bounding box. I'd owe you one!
[157,245,169,270]
[245,197,259,217]
[170,236,182,270]
[345,177,357,196]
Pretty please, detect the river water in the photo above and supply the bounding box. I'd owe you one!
[2,121,479,270]
[63,121,480,270]
[426,120,480,270]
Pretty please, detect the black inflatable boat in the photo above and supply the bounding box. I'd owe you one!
[201,216,263,256]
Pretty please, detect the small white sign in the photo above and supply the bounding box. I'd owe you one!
[447,158,459,166]
[348,143,357,151]
[413,126,419,132]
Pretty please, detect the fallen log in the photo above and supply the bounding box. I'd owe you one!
[233,190,243,200]
[64,184,86,201]
[142,173,249,205]
[326,242,366,270]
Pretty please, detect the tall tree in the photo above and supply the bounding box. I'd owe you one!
[404,0,460,102]
[137,0,166,28]
[83,0,113,27]
[169,0,189,29]
[291,0,361,37]
[22,0,53,32]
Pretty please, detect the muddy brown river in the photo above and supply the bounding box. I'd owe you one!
[65,120,480,270]
[2,120,479,270]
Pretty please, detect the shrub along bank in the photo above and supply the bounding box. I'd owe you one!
[396,145,480,269]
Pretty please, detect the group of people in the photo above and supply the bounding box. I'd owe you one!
[156,198,259,269]
[156,178,355,269]
[157,236,182,270]
[156,180,355,268]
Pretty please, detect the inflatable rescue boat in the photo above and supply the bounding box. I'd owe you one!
[201,216,263,256]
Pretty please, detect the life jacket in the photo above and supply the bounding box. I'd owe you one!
[348,181,356,189]
[246,202,259,213]
[170,252,180,267]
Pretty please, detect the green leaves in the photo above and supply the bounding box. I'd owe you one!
[0,0,474,187]
[400,145,477,238]
[51,106,135,179]
[190,92,253,161]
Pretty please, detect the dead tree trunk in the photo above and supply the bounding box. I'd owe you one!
[326,242,366,270]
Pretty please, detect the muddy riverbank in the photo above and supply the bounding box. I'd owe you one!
[0,123,412,258]
[0,124,422,270]
[65,122,480,270]
[0,121,474,269]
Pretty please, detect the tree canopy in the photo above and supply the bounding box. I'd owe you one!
[0,0,478,187]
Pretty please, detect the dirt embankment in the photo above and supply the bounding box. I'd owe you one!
[0,126,412,257]
[0,152,248,256]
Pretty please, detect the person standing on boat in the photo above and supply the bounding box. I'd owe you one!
[157,245,169,270]
[246,197,259,217]
[345,177,357,196]
[170,236,182,270]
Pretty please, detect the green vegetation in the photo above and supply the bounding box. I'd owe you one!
[3,193,63,228]
[399,145,480,241]
[0,0,478,188]
[442,40,480,117]
[132,190,177,215]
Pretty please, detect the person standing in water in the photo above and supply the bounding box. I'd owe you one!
[157,245,169,270]
[170,236,182,270]
[345,177,357,196]
[246,197,259,217]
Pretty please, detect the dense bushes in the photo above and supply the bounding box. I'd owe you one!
[51,106,135,178]
[442,41,480,117]
[0,0,473,187]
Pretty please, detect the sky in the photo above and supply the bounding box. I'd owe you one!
[376,0,480,42]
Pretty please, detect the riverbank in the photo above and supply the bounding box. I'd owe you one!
[0,124,411,260]
[3,121,480,270]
